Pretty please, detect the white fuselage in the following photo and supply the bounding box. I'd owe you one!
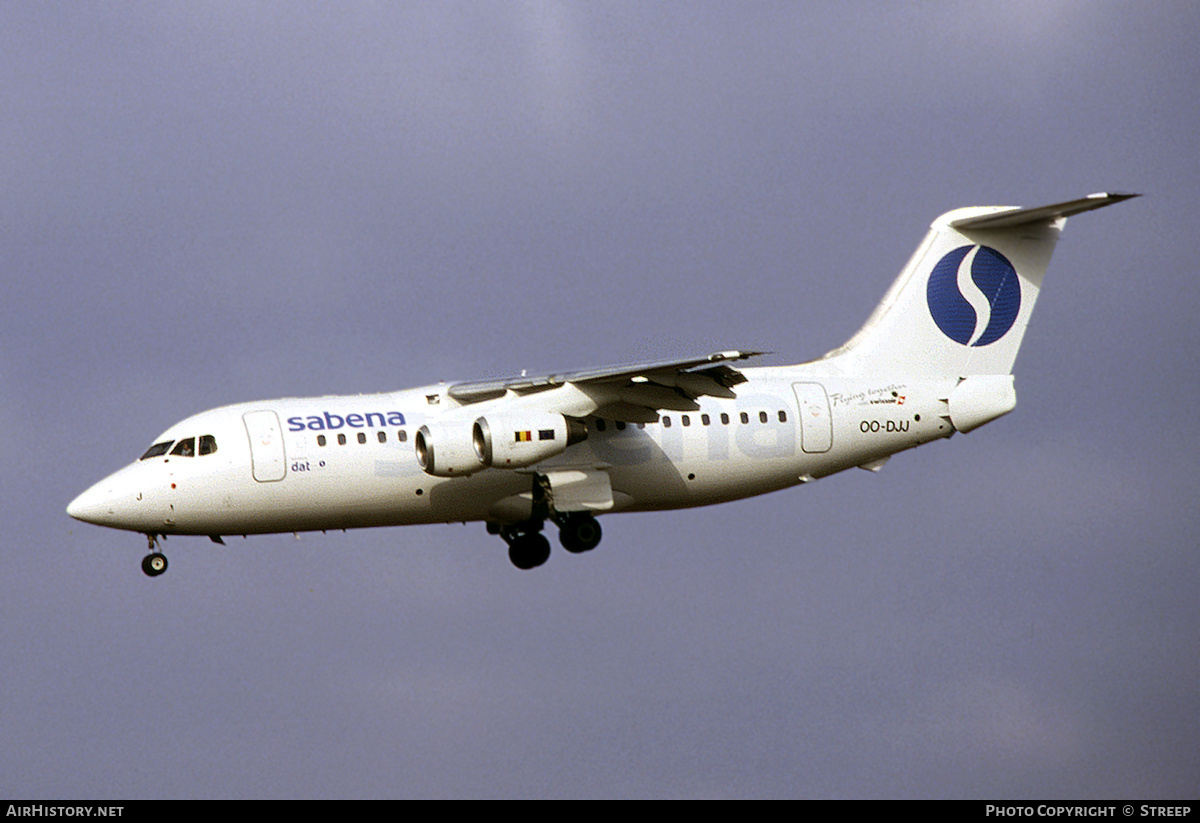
[67,365,960,538]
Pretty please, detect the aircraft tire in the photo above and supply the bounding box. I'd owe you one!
[142,552,168,577]
[559,515,602,554]
[508,533,551,570]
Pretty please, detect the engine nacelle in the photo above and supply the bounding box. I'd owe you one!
[414,422,487,477]
[473,412,587,470]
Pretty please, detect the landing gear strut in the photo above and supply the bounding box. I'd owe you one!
[142,534,168,577]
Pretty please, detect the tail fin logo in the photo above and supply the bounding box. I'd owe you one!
[926,245,1021,346]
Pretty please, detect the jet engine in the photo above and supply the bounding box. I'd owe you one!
[473,412,588,470]
[414,422,487,477]
[415,413,588,477]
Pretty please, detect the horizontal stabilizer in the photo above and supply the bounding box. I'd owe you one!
[950,192,1140,230]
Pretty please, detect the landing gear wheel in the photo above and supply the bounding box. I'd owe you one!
[559,514,602,554]
[508,533,551,570]
[142,552,168,577]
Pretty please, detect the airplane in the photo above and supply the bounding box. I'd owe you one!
[68,192,1138,575]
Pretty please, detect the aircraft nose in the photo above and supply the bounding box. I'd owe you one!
[67,468,145,530]
[67,482,119,525]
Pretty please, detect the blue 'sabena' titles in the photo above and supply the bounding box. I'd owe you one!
[287,411,406,432]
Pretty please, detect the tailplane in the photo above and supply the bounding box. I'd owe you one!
[824,193,1138,379]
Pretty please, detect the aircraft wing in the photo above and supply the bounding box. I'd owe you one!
[446,349,765,422]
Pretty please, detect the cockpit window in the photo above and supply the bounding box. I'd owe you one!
[140,441,174,460]
[140,435,216,460]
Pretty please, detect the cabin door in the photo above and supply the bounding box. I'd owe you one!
[243,410,287,482]
[792,383,832,454]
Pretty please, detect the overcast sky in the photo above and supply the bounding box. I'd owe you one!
[4,1,1197,799]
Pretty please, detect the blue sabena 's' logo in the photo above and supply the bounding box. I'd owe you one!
[926,245,1021,346]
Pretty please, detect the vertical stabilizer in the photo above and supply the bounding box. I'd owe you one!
[824,193,1137,378]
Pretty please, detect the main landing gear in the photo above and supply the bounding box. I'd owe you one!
[497,524,552,570]
[487,472,604,569]
[141,534,168,577]
[489,512,604,570]
[556,512,603,554]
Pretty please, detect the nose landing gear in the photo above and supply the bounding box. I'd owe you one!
[141,534,168,577]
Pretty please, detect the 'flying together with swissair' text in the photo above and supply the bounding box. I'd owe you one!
[69,193,1137,575]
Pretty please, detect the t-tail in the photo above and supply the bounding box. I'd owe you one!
[817,192,1138,433]
[824,192,1139,379]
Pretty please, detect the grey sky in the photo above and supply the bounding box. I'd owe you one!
[3,2,1197,798]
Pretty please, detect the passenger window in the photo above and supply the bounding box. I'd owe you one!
[663,416,672,428]
[357,432,367,444]
[681,415,691,427]
[720,413,730,425]
[615,421,626,431]
[337,433,347,446]
[759,411,769,424]
[198,435,218,456]
[170,438,196,457]
[398,430,408,443]
[140,441,173,460]
[778,410,788,423]
[317,435,327,447]
[740,412,749,424]
[596,419,607,432]
[701,414,710,426]
[377,431,387,444]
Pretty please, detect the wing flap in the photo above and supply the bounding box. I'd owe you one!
[446,350,764,413]
[545,467,614,513]
[617,383,701,412]
[591,402,662,424]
